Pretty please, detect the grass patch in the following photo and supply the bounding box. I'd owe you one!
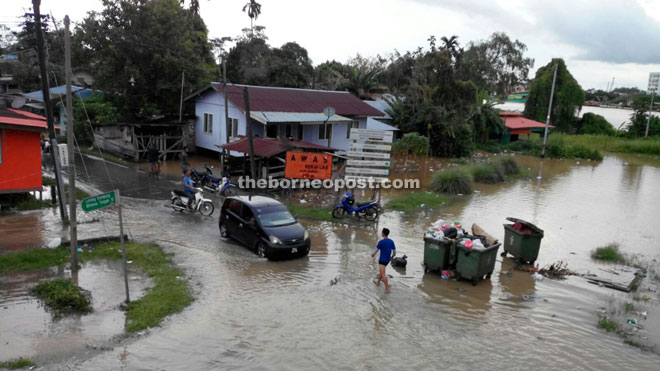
[0,247,70,273]
[387,191,449,213]
[43,176,90,200]
[288,204,334,222]
[430,168,473,195]
[0,358,36,369]
[0,193,53,211]
[598,318,618,332]
[31,278,92,314]
[505,137,603,160]
[80,242,192,332]
[558,134,660,156]
[472,162,506,183]
[591,243,626,263]
[624,339,643,348]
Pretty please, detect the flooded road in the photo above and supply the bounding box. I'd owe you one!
[2,151,660,370]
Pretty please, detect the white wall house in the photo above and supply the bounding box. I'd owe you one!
[187,83,388,154]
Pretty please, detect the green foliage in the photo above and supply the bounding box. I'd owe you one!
[430,168,473,195]
[386,192,449,213]
[0,193,52,211]
[524,59,585,132]
[392,133,429,156]
[471,157,520,184]
[591,243,626,263]
[497,157,521,175]
[31,279,93,314]
[0,358,36,369]
[0,247,69,273]
[625,109,660,137]
[598,318,618,332]
[577,113,616,136]
[504,137,602,160]
[469,90,505,144]
[456,32,534,98]
[267,42,314,88]
[72,94,120,144]
[74,0,216,119]
[557,134,660,155]
[288,204,334,222]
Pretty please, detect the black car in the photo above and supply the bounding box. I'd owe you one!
[219,196,310,260]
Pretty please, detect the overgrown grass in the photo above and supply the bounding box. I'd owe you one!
[0,242,192,333]
[43,176,90,200]
[387,191,449,213]
[79,242,192,332]
[430,168,473,195]
[598,318,618,332]
[505,136,603,160]
[288,204,334,222]
[31,278,93,314]
[0,247,70,273]
[558,134,660,156]
[0,358,36,369]
[16,195,53,210]
[591,243,627,263]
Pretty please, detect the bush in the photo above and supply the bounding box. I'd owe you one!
[430,168,473,195]
[472,163,505,183]
[507,140,540,154]
[31,278,93,314]
[392,132,429,156]
[497,157,520,175]
[591,243,626,263]
[578,113,616,136]
[0,358,35,369]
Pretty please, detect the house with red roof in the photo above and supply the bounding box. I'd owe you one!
[186,83,385,154]
[499,111,554,144]
[0,108,48,194]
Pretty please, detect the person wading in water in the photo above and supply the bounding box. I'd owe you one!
[372,228,396,293]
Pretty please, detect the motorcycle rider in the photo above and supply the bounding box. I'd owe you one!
[183,169,194,211]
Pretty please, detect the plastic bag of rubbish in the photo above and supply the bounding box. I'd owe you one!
[432,219,444,227]
[47,237,61,248]
[532,272,544,281]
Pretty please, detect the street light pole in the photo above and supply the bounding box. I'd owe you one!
[64,15,78,278]
[541,63,559,158]
[645,90,655,137]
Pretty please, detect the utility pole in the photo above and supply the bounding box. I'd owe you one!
[179,71,185,122]
[223,59,230,173]
[32,0,68,222]
[243,87,256,180]
[64,15,78,276]
[646,90,655,137]
[541,63,558,158]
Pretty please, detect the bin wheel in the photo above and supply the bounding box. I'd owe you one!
[455,272,462,281]
[486,272,492,279]
[423,265,428,273]
[500,251,507,257]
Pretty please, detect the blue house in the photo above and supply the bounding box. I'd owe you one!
[187,83,387,155]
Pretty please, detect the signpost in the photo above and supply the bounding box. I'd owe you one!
[646,72,659,137]
[345,128,394,206]
[285,152,333,179]
[81,190,130,303]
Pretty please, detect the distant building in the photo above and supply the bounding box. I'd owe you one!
[0,108,48,194]
[499,111,554,144]
[23,85,97,135]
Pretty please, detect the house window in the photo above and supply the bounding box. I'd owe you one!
[228,117,239,138]
[203,113,213,134]
[318,124,331,140]
[347,120,360,139]
[285,124,292,138]
[266,124,278,138]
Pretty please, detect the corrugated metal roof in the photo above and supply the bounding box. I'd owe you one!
[0,108,48,130]
[363,100,391,119]
[24,85,94,102]
[502,116,554,130]
[219,136,338,157]
[209,83,384,117]
[250,111,352,124]
[366,117,399,131]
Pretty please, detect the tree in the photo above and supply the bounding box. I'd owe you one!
[267,42,313,88]
[242,0,262,31]
[313,60,350,90]
[225,29,271,85]
[74,0,216,119]
[576,113,616,136]
[456,32,534,97]
[469,90,505,144]
[524,58,585,132]
[440,35,460,60]
[73,94,121,144]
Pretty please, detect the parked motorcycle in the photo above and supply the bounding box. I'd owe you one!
[192,165,238,196]
[332,192,379,221]
[170,187,214,216]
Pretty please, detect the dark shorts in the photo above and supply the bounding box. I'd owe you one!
[379,261,389,266]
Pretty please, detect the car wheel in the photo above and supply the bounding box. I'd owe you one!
[219,222,229,238]
[256,242,268,259]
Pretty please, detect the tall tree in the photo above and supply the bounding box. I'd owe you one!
[267,42,313,88]
[469,90,505,144]
[524,58,585,132]
[242,0,262,31]
[74,0,216,119]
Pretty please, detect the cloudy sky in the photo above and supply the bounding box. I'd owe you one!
[3,0,660,90]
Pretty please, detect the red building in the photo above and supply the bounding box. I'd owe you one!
[499,111,554,144]
[0,108,48,194]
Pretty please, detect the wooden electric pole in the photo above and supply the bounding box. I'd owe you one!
[32,0,68,222]
[64,15,78,276]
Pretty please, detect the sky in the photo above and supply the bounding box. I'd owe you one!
[3,0,660,91]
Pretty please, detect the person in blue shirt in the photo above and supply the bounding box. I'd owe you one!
[372,228,396,293]
[183,169,194,211]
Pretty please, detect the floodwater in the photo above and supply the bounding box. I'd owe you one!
[496,101,660,129]
[2,151,660,370]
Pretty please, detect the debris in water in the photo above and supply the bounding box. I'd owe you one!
[532,272,544,281]
[300,199,307,204]
[627,318,638,325]
[47,237,61,248]
[330,277,339,286]
[642,295,651,301]
[538,261,576,280]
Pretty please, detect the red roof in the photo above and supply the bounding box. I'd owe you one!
[0,108,48,130]
[220,136,338,158]
[499,111,523,117]
[209,84,383,117]
[500,113,554,130]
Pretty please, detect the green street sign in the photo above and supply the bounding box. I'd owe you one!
[81,191,116,212]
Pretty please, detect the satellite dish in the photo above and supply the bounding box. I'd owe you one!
[11,97,26,109]
[323,107,335,118]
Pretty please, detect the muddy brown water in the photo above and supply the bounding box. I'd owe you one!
[2,152,660,370]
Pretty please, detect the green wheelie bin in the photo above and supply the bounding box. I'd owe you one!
[423,236,455,273]
[455,241,501,285]
[501,217,544,264]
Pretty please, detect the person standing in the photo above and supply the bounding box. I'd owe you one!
[180,146,190,174]
[147,145,160,179]
[372,228,396,293]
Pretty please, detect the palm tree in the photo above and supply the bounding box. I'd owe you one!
[440,35,459,59]
[179,0,200,15]
[242,0,262,31]
[469,90,505,144]
[336,66,382,99]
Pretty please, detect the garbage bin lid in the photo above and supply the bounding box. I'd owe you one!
[505,217,544,235]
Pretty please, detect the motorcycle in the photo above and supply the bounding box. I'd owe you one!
[170,187,215,216]
[332,192,379,221]
[192,165,238,196]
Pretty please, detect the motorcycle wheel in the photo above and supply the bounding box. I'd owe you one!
[171,199,183,212]
[363,206,379,221]
[224,186,237,197]
[199,201,214,216]
[332,207,346,219]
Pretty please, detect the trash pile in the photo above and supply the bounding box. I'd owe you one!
[424,219,492,250]
[515,260,577,280]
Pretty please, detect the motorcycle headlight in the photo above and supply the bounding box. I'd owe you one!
[304,230,309,240]
[269,236,282,245]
